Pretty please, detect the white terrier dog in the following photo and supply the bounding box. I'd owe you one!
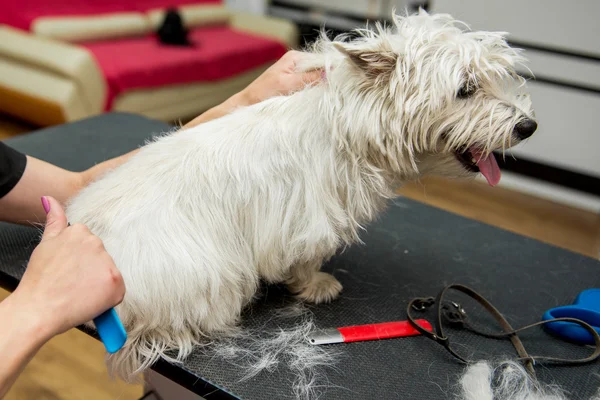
[66,10,537,381]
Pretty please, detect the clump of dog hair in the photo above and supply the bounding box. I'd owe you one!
[204,303,342,400]
[459,360,598,400]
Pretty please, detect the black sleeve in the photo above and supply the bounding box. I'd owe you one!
[0,141,27,199]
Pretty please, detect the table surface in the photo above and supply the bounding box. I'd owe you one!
[1,113,599,400]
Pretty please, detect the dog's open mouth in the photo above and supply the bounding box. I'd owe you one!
[455,147,501,187]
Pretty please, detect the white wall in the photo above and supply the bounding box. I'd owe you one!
[225,0,268,14]
[431,0,600,55]
[272,0,414,19]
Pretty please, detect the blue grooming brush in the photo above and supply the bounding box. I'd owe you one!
[94,308,127,353]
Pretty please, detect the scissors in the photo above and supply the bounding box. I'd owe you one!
[542,289,600,345]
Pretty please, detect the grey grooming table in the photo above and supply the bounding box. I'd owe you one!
[1,113,599,399]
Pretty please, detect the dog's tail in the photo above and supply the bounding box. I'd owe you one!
[106,323,200,382]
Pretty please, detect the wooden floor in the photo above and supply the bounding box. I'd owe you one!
[0,113,33,140]
[399,177,600,259]
[1,113,598,399]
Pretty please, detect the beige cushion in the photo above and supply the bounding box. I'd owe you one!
[147,5,231,30]
[0,56,90,124]
[31,12,151,42]
[113,63,269,122]
[0,25,106,116]
[230,12,299,48]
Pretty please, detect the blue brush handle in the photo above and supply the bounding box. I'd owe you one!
[93,308,127,353]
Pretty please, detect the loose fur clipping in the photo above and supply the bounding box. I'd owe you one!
[65,9,537,385]
[459,361,600,400]
[204,304,342,400]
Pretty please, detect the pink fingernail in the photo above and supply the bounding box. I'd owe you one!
[41,197,50,214]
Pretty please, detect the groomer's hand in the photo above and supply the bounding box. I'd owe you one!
[183,50,323,129]
[12,196,125,339]
[237,50,323,105]
[0,198,124,397]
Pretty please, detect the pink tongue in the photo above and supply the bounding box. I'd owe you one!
[470,147,501,186]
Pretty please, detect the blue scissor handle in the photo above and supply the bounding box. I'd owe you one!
[542,289,600,345]
[93,308,127,353]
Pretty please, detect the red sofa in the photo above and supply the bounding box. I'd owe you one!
[0,0,298,126]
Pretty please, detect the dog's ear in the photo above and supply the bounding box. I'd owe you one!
[333,42,397,80]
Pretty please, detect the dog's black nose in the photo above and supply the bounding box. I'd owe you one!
[514,119,538,139]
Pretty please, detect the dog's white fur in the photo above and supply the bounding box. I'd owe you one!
[66,10,536,381]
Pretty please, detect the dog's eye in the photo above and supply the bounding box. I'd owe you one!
[457,83,477,99]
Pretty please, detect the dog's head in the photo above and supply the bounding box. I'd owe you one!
[318,10,537,185]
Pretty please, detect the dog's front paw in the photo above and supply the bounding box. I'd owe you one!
[296,272,342,304]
